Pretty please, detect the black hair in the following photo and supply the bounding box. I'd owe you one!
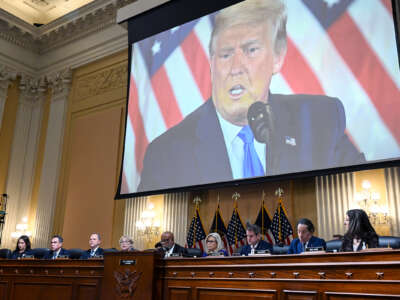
[15,235,31,251]
[297,218,315,233]
[344,209,376,240]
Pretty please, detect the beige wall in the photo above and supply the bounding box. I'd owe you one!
[53,50,128,249]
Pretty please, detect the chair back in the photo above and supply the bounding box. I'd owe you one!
[0,248,11,259]
[272,245,289,254]
[183,248,202,257]
[378,236,400,249]
[68,248,85,259]
[32,248,50,259]
[326,239,342,251]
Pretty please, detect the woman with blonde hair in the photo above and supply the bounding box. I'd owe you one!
[202,232,228,257]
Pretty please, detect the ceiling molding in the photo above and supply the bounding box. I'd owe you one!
[0,0,135,54]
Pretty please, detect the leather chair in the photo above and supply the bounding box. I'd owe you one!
[272,245,289,254]
[32,248,50,259]
[0,248,11,259]
[183,248,202,257]
[326,236,400,251]
[103,248,119,253]
[68,248,85,259]
[325,239,342,251]
[378,236,400,249]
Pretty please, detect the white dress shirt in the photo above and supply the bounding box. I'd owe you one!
[216,111,266,179]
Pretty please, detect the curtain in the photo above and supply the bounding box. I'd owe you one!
[316,172,355,241]
[385,167,400,237]
[163,192,189,246]
[123,196,147,250]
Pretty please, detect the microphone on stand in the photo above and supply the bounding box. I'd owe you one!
[247,101,275,173]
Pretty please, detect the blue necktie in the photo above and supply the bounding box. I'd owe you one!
[238,125,264,178]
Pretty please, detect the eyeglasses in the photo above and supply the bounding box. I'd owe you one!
[120,240,130,244]
[206,240,216,243]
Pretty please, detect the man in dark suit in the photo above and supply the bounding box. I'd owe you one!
[44,235,70,259]
[240,223,272,256]
[137,0,365,192]
[288,218,326,254]
[159,231,185,257]
[81,233,104,259]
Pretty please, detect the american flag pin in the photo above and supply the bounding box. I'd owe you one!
[285,136,296,146]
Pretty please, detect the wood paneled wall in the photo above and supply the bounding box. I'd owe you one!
[187,177,317,238]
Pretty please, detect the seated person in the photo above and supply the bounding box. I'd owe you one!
[44,235,70,259]
[81,233,104,259]
[158,231,185,257]
[119,235,136,252]
[288,218,326,254]
[341,209,379,252]
[203,232,228,257]
[240,223,273,256]
[11,235,33,259]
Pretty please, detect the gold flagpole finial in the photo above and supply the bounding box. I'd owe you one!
[193,196,202,206]
[232,192,240,201]
[275,187,284,197]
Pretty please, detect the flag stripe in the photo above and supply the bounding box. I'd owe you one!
[280,38,325,94]
[128,77,148,172]
[348,0,399,89]
[328,12,400,143]
[164,47,205,117]
[181,31,212,101]
[287,0,400,160]
[151,67,183,128]
[380,0,393,15]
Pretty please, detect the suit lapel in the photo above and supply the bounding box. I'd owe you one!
[194,100,233,183]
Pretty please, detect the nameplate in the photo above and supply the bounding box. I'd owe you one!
[170,253,181,257]
[305,247,324,252]
[120,259,136,266]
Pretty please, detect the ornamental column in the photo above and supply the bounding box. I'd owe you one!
[33,69,72,248]
[1,76,47,249]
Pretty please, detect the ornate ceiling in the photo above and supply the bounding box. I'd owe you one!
[0,0,95,25]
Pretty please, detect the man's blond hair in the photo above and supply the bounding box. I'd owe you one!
[209,0,287,57]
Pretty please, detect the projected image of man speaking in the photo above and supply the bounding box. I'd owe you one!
[136,0,366,192]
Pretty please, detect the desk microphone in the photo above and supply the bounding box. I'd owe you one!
[247,101,275,173]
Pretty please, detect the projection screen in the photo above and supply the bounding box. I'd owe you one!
[117,0,400,197]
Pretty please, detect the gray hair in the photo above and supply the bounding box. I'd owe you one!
[209,0,287,57]
[206,232,223,253]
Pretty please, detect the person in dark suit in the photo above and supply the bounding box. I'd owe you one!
[240,223,272,256]
[288,218,326,254]
[81,233,104,259]
[11,235,33,259]
[137,0,364,192]
[341,209,379,252]
[159,231,185,257]
[44,235,69,259]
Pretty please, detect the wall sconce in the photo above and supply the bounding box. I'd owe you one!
[135,202,161,242]
[355,180,389,225]
[11,217,32,239]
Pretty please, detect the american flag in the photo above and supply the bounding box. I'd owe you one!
[186,206,207,252]
[271,199,294,246]
[255,200,275,245]
[209,204,232,255]
[121,0,400,195]
[226,203,247,253]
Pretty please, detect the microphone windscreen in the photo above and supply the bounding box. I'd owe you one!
[247,101,272,143]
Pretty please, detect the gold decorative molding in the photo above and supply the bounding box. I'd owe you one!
[74,62,127,102]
